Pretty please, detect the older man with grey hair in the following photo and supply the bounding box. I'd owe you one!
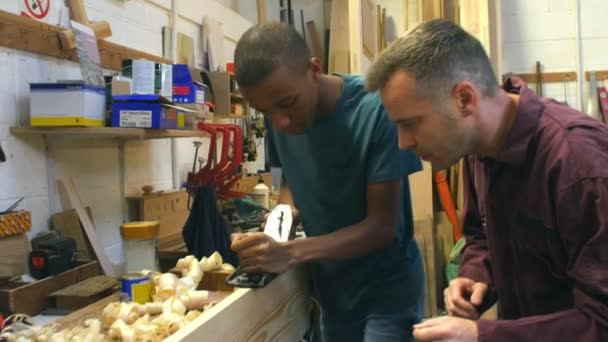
[367,19,608,342]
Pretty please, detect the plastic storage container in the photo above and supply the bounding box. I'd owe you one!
[120,221,160,272]
[251,175,270,209]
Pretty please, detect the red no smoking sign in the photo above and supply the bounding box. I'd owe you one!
[21,0,50,20]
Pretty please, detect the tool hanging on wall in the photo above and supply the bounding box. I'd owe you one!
[186,122,246,207]
[243,111,267,162]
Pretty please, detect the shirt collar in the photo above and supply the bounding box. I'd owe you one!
[494,76,544,167]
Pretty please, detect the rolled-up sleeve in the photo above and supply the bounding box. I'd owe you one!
[477,177,608,342]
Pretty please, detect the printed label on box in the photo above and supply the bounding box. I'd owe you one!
[196,89,205,104]
[120,110,152,128]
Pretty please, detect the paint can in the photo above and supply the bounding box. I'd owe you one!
[120,272,152,304]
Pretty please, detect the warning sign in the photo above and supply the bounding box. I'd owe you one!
[21,0,50,20]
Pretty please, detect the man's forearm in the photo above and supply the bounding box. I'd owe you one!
[284,215,395,266]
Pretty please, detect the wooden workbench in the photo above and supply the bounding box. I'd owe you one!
[167,266,312,341]
[51,266,312,341]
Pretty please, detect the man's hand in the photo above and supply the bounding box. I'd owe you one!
[231,232,293,273]
[413,316,478,342]
[444,277,488,319]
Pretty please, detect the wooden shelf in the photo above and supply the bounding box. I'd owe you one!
[0,10,172,71]
[10,126,210,140]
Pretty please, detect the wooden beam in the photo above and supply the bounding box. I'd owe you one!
[347,0,362,74]
[0,10,172,71]
[328,0,350,74]
[67,0,89,25]
[585,70,608,81]
[508,71,577,84]
[56,178,115,277]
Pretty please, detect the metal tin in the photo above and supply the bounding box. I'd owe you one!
[120,272,152,304]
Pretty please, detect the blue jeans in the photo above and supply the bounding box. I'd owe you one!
[315,301,423,342]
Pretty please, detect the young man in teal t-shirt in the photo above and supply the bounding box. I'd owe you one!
[231,23,424,341]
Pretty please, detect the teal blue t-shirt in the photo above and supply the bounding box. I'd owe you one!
[266,75,424,318]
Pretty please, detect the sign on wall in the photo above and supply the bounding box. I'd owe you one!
[20,0,65,26]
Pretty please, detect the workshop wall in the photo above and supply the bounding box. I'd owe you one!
[500,0,608,111]
[0,0,253,270]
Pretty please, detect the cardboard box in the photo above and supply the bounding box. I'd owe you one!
[111,94,185,129]
[30,82,106,127]
[0,234,29,278]
[172,64,206,106]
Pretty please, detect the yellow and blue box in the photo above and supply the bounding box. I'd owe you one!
[111,94,184,129]
[29,82,106,127]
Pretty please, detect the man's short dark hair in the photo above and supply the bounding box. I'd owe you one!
[366,19,498,100]
[234,22,311,88]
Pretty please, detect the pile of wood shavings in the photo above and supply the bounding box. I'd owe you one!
[0,251,234,342]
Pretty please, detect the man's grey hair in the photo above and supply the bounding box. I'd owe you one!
[235,22,311,88]
[366,19,498,100]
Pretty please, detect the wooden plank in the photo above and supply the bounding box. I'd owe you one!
[0,234,29,278]
[159,232,186,251]
[177,32,195,66]
[166,267,311,342]
[328,0,350,74]
[56,178,115,276]
[50,276,119,310]
[434,212,454,308]
[10,126,211,140]
[443,0,458,23]
[362,0,375,59]
[585,70,608,81]
[349,0,362,74]
[0,10,171,71]
[67,0,90,24]
[52,208,95,261]
[409,161,434,221]
[381,7,387,49]
[50,276,118,297]
[414,218,437,317]
[509,71,577,84]
[257,0,267,24]
[403,0,409,31]
[52,293,121,331]
[306,21,323,59]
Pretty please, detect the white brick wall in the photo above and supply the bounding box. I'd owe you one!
[0,0,253,269]
[501,0,608,111]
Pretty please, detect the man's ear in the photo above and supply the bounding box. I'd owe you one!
[452,81,479,117]
[309,57,322,80]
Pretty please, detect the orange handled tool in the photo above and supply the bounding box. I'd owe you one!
[434,170,462,242]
